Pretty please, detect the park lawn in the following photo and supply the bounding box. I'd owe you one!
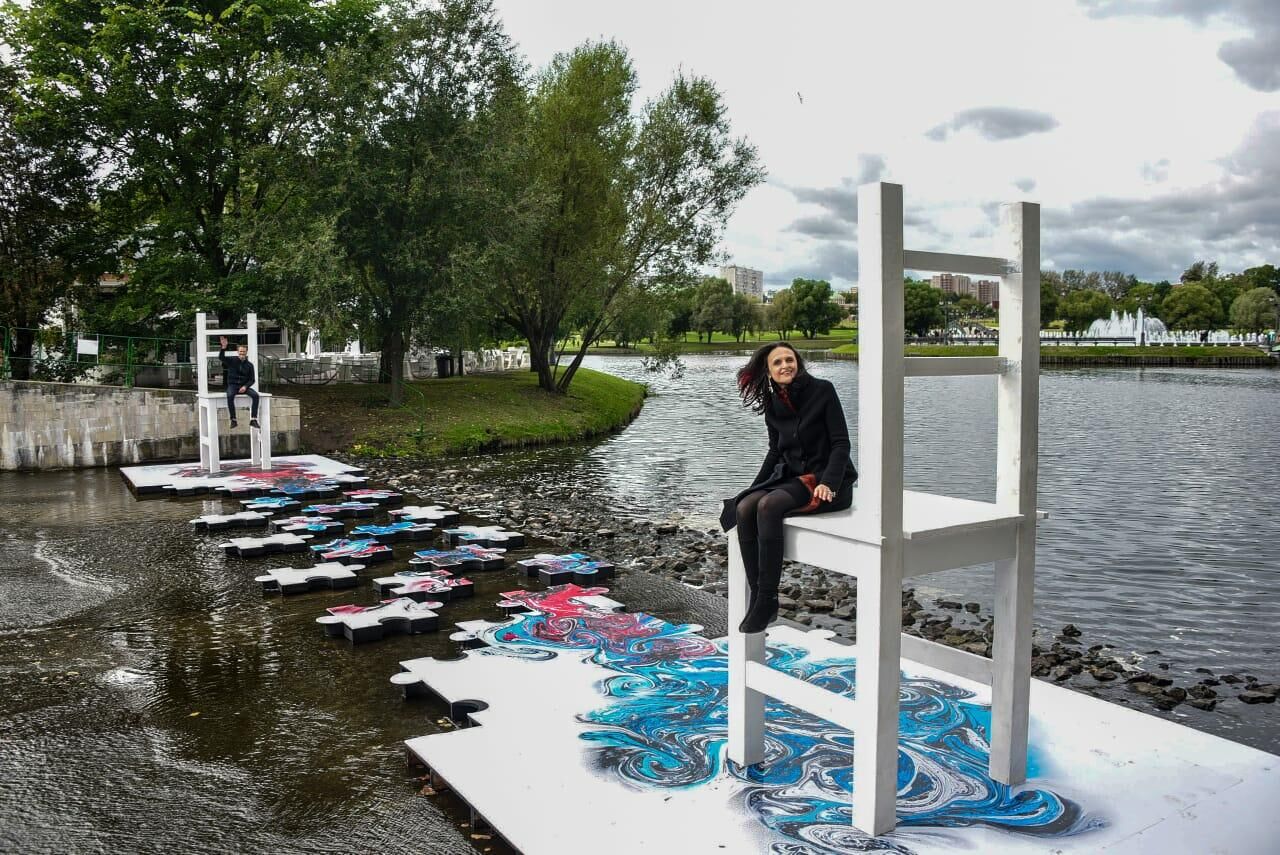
[287,367,646,458]
[830,344,1261,359]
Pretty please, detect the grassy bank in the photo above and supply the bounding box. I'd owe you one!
[287,367,646,458]
[826,343,1274,366]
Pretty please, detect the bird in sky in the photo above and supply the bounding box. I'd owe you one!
[797,91,804,104]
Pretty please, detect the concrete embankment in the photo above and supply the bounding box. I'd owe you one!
[0,380,299,469]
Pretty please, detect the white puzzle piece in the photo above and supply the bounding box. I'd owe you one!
[255,562,364,595]
[341,488,404,506]
[441,524,525,549]
[389,505,461,525]
[317,597,444,643]
[300,501,380,519]
[518,552,616,585]
[309,538,393,565]
[270,514,345,536]
[219,532,313,557]
[350,520,437,544]
[190,510,269,532]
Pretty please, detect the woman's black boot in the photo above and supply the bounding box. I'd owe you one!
[736,532,762,615]
[738,536,783,634]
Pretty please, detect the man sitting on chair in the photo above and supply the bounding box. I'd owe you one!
[218,335,260,429]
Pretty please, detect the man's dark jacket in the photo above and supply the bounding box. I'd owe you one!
[218,349,256,390]
[720,372,857,531]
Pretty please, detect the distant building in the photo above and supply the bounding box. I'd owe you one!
[975,279,999,305]
[720,265,764,299]
[930,273,971,296]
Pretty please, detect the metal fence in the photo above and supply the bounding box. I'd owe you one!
[1,327,199,388]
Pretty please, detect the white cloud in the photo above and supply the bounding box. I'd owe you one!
[493,0,1279,283]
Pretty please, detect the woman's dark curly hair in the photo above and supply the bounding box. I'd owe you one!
[737,342,807,414]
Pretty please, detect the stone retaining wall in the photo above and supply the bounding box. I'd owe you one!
[0,380,300,470]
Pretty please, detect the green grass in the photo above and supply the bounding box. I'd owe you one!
[289,367,646,458]
[829,343,1267,360]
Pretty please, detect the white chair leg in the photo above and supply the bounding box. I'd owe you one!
[727,534,766,767]
[852,551,902,836]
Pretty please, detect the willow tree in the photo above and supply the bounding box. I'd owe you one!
[480,41,764,393]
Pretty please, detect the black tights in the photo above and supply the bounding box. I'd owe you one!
[735,487,803,596]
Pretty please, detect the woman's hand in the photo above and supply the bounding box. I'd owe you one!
[814,483,834,502]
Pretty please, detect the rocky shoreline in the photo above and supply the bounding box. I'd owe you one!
[344,453,1279,719]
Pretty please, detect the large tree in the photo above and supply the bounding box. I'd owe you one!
[0,60,102,379]
[691,276,734,342]
[903,280,944,336]
[1162,283,1224,333]
[1229,287,1278,334]
[299,0,517,405]
[7,0,378,334]
[788,278,844,339]
[484,41,763,392]
[1058,289,1113,333]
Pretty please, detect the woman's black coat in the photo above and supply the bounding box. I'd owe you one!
[719,372,857,531]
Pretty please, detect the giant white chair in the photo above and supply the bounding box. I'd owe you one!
[195,312,272,474]
[727,181,1042,836]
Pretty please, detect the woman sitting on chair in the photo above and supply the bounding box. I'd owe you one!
[721,343,857,633]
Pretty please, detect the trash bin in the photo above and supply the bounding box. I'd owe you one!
[434,354,453,378]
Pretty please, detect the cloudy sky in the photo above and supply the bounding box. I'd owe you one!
[493,0,1280,289]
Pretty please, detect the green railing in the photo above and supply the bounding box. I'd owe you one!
[2,326,197,388]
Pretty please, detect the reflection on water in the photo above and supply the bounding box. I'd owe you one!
[0,467,721,853]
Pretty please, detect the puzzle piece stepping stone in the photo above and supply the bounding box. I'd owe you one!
[409,544,507,572]
[373,569,475,601]
[518,552,616,585]
[240,496,301,515]
[351,520,437,544]
[301,501,380,519]
[317,598,443,643]
[220,532,313,558]
[310,538,393,565]
[498,583,626,616]
[441,525,525,548]
[342,488,404,506]
[389,505,460,525]
[265,481,339,500]
[190,510,269,532]
[255,561,364,595]
[271,515,345,536]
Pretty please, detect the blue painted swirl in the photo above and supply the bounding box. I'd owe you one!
[470,601,1102,853]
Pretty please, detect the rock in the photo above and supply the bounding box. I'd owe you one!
[1187,698,1217,711]
[1089,667,1117,682]
[1060,623,1082,637]
[1151,693,1183,711]
[1220,674,1242,684]
[1187,685,1217,700]
[963,642,989,656]
[1131,682,1163,696]
[831,605,854,620]
[964,602,981,614]
[1238,691,1275,705]
[1050,666,1073,682]
[806,599,834,612]
[777,596,798,610]
[1161,687,1187,702]
[937,600,962,610]
[1250,683,1280,698]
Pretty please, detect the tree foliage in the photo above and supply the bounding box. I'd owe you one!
[903,280,944,335]
[1228,287,1278,333]
[1162,284,1224,332]
[1058,289,1113,333]
[787,278,843,339]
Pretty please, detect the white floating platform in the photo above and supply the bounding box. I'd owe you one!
[120,454,364,496]
[399,587,1279,855]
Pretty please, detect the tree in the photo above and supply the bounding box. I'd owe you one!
[606,285,664,347]
[1162,284,1224,333]
[485,42,763,392]
[302,0,516,405]
[1206,273,1246,319]
[1058,289,1113,333]
[1229,287,1278,334]
[1240,264,1280,297]
[789,278,843,339]
[1180,260,1219,283]
[691,276,733,342]
[8,0,378,333]
[1122,283,1162,317]
[728,293,755,342]
[0,60,102,379]
[1100,270,1137,299]
[1039,275,1059,327]
[903,280,944,335]
[769,289,796,339]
